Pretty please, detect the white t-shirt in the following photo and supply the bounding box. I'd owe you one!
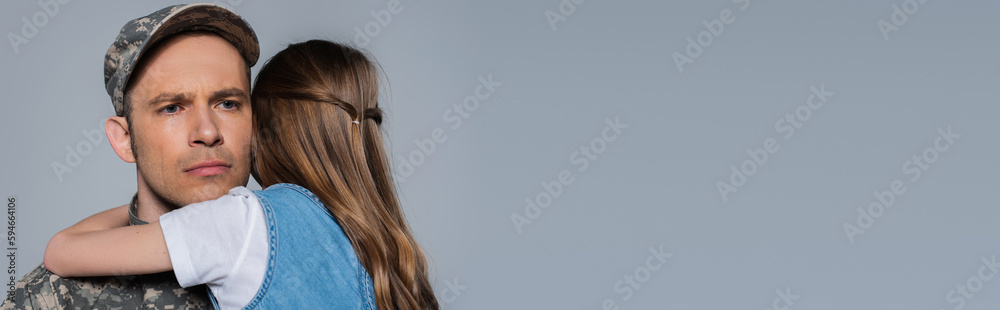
[159,186,269,310]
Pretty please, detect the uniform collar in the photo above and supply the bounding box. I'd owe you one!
[128,193,149,226]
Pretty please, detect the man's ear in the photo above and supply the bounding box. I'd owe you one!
[106,116,135,163]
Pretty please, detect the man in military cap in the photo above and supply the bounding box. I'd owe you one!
[2,3,259,309]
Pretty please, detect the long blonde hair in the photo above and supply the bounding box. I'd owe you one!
[250,40,438,310]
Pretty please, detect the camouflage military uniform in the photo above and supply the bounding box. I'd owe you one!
[0,195,210,309]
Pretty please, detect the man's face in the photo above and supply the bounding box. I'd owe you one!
[126,33,251,207]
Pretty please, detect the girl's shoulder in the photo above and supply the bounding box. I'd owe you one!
[254,183,322,205]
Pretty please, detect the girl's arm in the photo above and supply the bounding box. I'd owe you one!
[43,205,172,277]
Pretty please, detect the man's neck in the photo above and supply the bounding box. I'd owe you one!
[133,173,179,224]
[129,192,177,225]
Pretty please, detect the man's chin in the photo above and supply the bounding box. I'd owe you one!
[172,181,242,206]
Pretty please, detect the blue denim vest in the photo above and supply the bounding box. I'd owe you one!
[213,183,376,309]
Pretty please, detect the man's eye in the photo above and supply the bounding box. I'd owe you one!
[220,101,238,109]
[162,104,180,114]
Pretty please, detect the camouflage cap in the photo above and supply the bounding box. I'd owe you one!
[104,3,259,116]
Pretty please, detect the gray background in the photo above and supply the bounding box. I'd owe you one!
[1,0,998,309]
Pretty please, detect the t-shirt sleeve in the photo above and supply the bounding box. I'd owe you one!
[159,186,261,288]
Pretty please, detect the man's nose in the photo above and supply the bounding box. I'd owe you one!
[189,105,223,147]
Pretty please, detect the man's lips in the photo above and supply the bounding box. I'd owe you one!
[184,160,231,177]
